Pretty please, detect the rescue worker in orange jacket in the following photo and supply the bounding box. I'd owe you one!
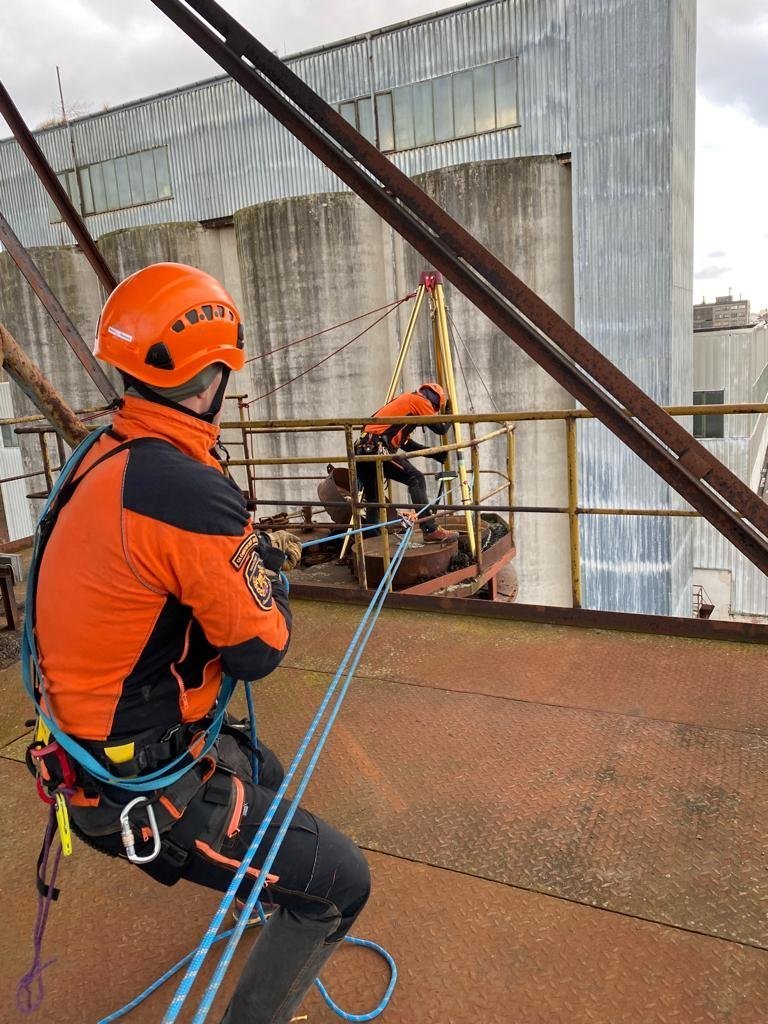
[34,263,370,1024]
[356,383,459,543]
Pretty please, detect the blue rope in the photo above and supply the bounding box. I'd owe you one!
[300,468,470,550]
[300,515,408,549]
[97,925,258,1023]
[97,928,396,1024]
[243,682,259,785]
[162,522,414,1023]
[244,677,396,1021]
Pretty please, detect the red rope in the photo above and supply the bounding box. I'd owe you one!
[244,293,416,365]
[244,296,412,408]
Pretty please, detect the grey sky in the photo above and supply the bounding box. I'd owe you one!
[1,0,766,308]
[698,0,768,125]
[0,1,444,128]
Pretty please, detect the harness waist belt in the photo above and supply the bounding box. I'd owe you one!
[82,722,202,779]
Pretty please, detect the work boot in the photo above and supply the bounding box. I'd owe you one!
[422,526,459,544]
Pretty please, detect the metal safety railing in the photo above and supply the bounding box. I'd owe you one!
[2,398,764,606]
[219,400,768,605]
[220,404,516,593]
[0,406,110,505]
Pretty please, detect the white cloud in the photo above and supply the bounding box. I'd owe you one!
[695,265,733,281]
[694,95,768,311]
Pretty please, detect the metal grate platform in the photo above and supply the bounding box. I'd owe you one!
[2,598,767,1022]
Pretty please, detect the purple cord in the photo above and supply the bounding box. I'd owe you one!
[16,802,63,1014]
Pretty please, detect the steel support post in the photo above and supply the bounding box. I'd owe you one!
[566,416,583,609]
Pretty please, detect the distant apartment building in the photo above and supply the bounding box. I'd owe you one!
[694,294,752,331]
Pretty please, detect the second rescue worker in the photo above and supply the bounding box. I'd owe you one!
[355,382,459,543]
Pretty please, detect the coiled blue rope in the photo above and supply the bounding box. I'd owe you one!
[98,927,396,1024]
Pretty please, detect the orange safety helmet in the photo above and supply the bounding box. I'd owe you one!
[418,381,447,411]
[95,263,245,388]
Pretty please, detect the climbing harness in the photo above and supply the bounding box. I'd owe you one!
[19,425,409,1022]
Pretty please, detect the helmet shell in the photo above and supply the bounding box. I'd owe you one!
[95,262,244,387]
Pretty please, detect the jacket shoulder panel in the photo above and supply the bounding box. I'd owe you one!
[123,440,249,536]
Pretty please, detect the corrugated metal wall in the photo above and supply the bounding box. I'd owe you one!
[694,324,768,437]
[693,438,768,616]
[570,0,696,615]
[691,324,768,617]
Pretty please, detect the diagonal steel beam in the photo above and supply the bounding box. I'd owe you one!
[150,0,768,577]
[0,80,118,294]
[0,212,118,404]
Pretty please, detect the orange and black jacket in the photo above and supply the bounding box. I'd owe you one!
[35,395,291,748]
[363,392,450,453]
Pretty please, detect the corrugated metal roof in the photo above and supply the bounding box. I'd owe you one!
[0,0,566,247]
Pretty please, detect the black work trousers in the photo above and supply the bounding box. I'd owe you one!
[357,454,433,531]
[77,739,370,1024]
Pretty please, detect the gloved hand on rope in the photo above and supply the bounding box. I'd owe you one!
[258,530,303,572]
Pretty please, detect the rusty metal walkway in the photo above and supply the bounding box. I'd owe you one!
[2,598,767,1022]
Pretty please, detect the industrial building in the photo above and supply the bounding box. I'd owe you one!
[0,0,696,614]
[694,293,753,332]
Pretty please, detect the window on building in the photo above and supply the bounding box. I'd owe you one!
[48,146,173,222]
[337,57,519,154]
[337,97,377,144]
[693,389,725,438]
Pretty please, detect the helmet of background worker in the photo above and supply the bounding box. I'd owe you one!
[95,262,245,422]
[418,381,447,412]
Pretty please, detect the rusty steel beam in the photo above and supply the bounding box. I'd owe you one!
[0,80,117,294]
[0,212,118,404]
[150,0,768,578]
[0,324,87,447]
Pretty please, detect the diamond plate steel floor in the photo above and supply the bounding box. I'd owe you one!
[2,598,767,1022]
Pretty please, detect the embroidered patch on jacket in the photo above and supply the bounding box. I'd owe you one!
[231,533,259,570]
[232,534,273,610]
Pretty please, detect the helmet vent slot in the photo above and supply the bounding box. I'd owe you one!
[145,342,176,370]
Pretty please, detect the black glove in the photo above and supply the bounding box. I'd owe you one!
[432,449,448,465]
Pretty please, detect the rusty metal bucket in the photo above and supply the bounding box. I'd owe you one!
[318,464,353,523]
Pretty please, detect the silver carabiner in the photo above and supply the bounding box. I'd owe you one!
[119,796,161,865]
